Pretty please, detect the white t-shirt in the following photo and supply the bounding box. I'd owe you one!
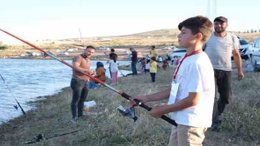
[109,60,118,72]
[204,33,240,71]
[168,52,215,128]
[145,63,150,70]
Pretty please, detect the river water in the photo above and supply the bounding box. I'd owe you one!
[0,59,130,125]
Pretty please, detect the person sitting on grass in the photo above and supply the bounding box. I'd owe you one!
[162,59,169,70]
[130,16,215,146]
[89,62,106,89]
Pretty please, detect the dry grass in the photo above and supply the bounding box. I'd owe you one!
[0,65,260,146]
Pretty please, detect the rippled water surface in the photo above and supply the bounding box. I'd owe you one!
[0,59,130,125]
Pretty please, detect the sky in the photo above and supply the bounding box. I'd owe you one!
[0,0,260,43]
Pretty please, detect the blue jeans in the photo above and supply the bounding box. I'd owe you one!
[131,60,138,74]
[70,78,89,118]
[150,73,156,82]
[89,81,97,89]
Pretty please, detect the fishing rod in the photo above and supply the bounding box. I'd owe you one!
[118,68,127,77]
[0,73,26,115]
[0,29,177,126]
[24,129,81,144]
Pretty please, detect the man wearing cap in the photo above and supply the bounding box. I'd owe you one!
[204,16,244,131]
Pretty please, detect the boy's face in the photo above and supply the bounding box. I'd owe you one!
[177,27,197,48]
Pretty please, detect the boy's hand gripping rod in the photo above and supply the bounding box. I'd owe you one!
[0,29,177,126]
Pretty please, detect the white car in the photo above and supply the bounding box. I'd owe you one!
[162,46,177,50]
[231,38,249,60]
[245,36,260,70]
[168,48,186,60]
[239,39,250,59]
[59,51,69,56]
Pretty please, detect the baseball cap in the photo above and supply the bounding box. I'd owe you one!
[214,16,228,23]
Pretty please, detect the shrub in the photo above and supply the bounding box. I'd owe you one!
[0,45,7,50]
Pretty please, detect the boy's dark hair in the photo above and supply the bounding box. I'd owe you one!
[178,16,213,42]
[151,57,156,61]
[111,48,115,52]
[86,45,96,49]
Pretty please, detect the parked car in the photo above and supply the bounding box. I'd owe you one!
[168,48,186,60]
[97,46,110,50]
[231,38,250,60]
[162,46,177,50]
[245,36,260,71]
[239,39,250,59]
[59,51,69,56]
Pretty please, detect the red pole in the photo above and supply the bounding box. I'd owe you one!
[0,29,177,126]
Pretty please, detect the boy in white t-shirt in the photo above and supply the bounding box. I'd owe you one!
[130,16,215,146]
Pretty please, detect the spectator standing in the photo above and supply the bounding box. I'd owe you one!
[109,55,119,84]
[108,48,117,78]
[204,16,244,131]
[150,57,157,82]
[130,48,138,75]
[70,46,96,122]
[150,45,158,59]
[145,60,150,74]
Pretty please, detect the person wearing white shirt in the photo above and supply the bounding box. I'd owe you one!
[108,55,118,84]
[130,16,215,146]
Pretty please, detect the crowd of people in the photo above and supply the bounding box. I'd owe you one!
[69,15,245,145]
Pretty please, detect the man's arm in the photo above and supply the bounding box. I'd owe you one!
[149,92,200,118]
[232,49,244,80]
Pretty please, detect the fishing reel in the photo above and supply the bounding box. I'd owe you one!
[14,105,18,110]
[117,105,138,122]
[25,134,44,144]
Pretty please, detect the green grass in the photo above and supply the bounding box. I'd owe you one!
[0,67,259,146]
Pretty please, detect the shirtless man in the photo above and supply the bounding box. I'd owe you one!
[70,46,96,122]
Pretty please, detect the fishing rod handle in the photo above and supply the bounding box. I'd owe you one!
[134,99,177,126]
[18,102,26,115]
[121,92,177,126]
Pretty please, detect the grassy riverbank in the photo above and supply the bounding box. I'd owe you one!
[0,67,259,146]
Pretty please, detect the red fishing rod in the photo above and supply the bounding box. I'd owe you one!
[0,29,177,126]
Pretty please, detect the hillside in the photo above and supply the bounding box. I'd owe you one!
[1,28,260,58]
